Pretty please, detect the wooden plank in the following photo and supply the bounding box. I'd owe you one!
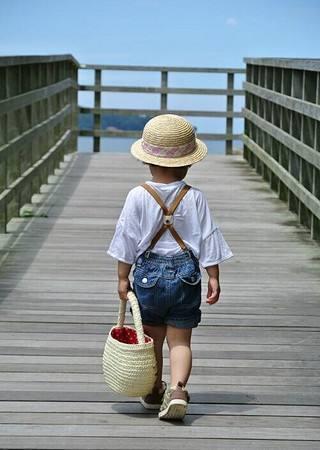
[3,302,320,318]
[3,321,316,334]
[245,81,320,121]
[0,105,71,163]
[0,154,320,448]
[1,364,319,377]
[1,340,320,355]
[0,373,319,387]
[226,72,234,154]
[0,327,319,344]
[244,57,320,72]
[0,79,76,115]
[78,106,244,118]
[0,389,319,405]
[79,64,246,73]
[244,109,320,170]
[1,424,320,440]
[79,129,243,141]
[79,85,245,96]
[0,130,72,210]
[93,68,101,153]
[0,54,79,67]
[1,401,320,417]
[1,413,320,428]
[0,437,318,450]
[1,312,320,328]
[243,135,320,219]
[2,355,320,369]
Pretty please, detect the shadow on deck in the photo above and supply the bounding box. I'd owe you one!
[0,153,319,449]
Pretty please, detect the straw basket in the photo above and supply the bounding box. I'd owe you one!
[102,291,157,397]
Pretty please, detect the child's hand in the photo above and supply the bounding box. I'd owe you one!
[206,277,221,305]
[117,261,132,301]
[118,278,131,301]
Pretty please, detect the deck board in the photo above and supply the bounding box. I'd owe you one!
[0,152,320,449]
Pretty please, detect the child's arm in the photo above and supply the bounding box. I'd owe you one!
[205,264,220,305]
[117,260,132,301]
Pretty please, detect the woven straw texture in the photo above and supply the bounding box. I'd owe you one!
[131,114,207,167]
[102,291,157,397]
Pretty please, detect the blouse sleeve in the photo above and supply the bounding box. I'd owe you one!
[106,189,141,264]
[197,191,233,268]
[199,227,233,267]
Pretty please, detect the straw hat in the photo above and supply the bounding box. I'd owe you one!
[130,114,207,167]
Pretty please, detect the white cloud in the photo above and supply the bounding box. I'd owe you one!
[226,17,237,26]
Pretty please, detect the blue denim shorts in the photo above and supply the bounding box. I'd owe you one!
[132,249,202,329]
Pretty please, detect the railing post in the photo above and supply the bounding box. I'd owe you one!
[93,69,101,152]
[0,159,7,233]
[70,63,78,154]
[311,73,320,240]
[225,72,234,155]
[0,67,8,232]
[311,166,319,240]
[161,70,168,111]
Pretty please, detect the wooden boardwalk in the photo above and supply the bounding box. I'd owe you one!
[0,153,320,449]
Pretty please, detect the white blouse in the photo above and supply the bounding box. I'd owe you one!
[107,180,233,268]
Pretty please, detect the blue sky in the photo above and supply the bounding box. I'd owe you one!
[1,0,319,151]
[1,0,319,65]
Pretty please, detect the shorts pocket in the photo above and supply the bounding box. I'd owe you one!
[178,271,201,285]
[133,268,161,288]
[177,259,201,286]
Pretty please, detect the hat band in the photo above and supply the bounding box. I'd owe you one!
[142,139,196,158]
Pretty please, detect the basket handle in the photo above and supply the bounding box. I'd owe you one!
[116,291,146,345]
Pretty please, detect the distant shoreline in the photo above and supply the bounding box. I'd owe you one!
[77,136,243,154]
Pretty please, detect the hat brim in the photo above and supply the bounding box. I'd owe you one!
[130,138,208,167]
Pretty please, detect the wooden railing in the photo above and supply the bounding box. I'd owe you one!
[0,54,79,232]
[78,64,245,154]
[243,58,320,241]
[3,55,320,240]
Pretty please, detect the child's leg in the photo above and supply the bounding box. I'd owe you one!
[143,324,167,390]
[166,325,192,387]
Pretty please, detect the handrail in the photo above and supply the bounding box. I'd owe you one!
[243,58,320,241]
[80,63,246,73]
[0,54,79,67]
[78,64,245,154]
[1,54,320,242]
[0,55,79,232]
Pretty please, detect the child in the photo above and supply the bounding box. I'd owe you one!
[107,114,233,420]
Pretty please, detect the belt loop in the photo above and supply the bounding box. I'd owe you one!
[185,248,191,258]
[144,250,151,259]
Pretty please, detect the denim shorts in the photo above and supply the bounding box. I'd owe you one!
[132,249,202,329]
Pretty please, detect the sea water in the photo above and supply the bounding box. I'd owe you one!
[77,137,243,154]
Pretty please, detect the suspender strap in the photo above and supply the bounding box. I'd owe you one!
[141,183,169,214]
[168,185,191,215]
[141,183,191,251]
[149,225,169,250]
[168,226,187,251]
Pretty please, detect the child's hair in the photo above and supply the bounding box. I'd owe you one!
[144,163,191,181]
